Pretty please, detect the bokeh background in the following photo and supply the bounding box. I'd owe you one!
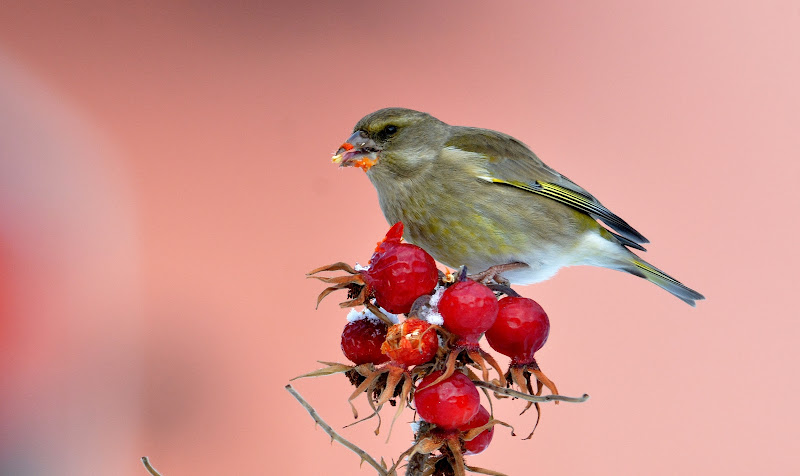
[1,1,798,475]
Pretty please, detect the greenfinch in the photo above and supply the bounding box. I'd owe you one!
[332,108,704,306]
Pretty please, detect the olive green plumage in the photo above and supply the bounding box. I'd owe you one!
[336,107,704,306]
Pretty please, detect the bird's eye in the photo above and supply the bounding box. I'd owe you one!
[384,125,398,135]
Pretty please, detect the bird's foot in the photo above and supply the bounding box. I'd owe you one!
[469,262,528,285]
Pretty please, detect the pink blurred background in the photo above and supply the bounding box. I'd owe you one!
[1,1,798,475]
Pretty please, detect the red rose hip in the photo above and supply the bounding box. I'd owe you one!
[438,280,499,346]
[381,318,438,366]
[485,296,550,365]
[363,223,438,314]
[341,318,390,365]
[459,404,494,455]
[414,371,480,429]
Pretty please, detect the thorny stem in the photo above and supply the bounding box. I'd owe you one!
[472,381,590,403]
[285,384,392,476]
[141,457,162,476]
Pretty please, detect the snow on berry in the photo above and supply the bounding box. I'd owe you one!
[346,306,400,325]
[429,284,445,307]
[417,285,445,325]
[353,262,370,272]
[410,421,422,434]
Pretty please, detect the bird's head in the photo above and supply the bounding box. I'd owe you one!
[331,108,448,177]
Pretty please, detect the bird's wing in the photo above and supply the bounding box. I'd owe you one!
[444,127,649,246]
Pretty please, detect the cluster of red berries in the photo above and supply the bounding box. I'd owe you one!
[303,223,565,476]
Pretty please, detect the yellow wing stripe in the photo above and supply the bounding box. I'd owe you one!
[482,177,647,244]
[633,260,682,285]
[484,177,609,220]
[538,182,610,217]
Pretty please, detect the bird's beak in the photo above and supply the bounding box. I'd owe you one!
[331,131,380,172]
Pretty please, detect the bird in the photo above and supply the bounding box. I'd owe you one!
[331,107,704,306]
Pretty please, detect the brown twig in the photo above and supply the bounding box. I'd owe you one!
[472,381,590,403]
[141,457,162,476]
[285,384,392,476]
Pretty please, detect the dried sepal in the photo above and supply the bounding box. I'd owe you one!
[346,362,416,440]
[464,465,510,476]
[420,345,506,393]
[307,261,369,308]
[307,261,359,275]
[387,435,445,476]
[445,438,467,476]
[364,301,396,326]
[462,418,514,441]
[291,361,355,380]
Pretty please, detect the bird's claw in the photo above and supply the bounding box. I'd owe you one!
[468,262,528,285]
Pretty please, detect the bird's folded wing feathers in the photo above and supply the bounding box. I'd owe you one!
[444,127,649,246]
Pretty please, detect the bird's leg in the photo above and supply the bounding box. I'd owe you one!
[469,262,528,285]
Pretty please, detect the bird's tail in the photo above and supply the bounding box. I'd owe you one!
[621,257,705,306]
